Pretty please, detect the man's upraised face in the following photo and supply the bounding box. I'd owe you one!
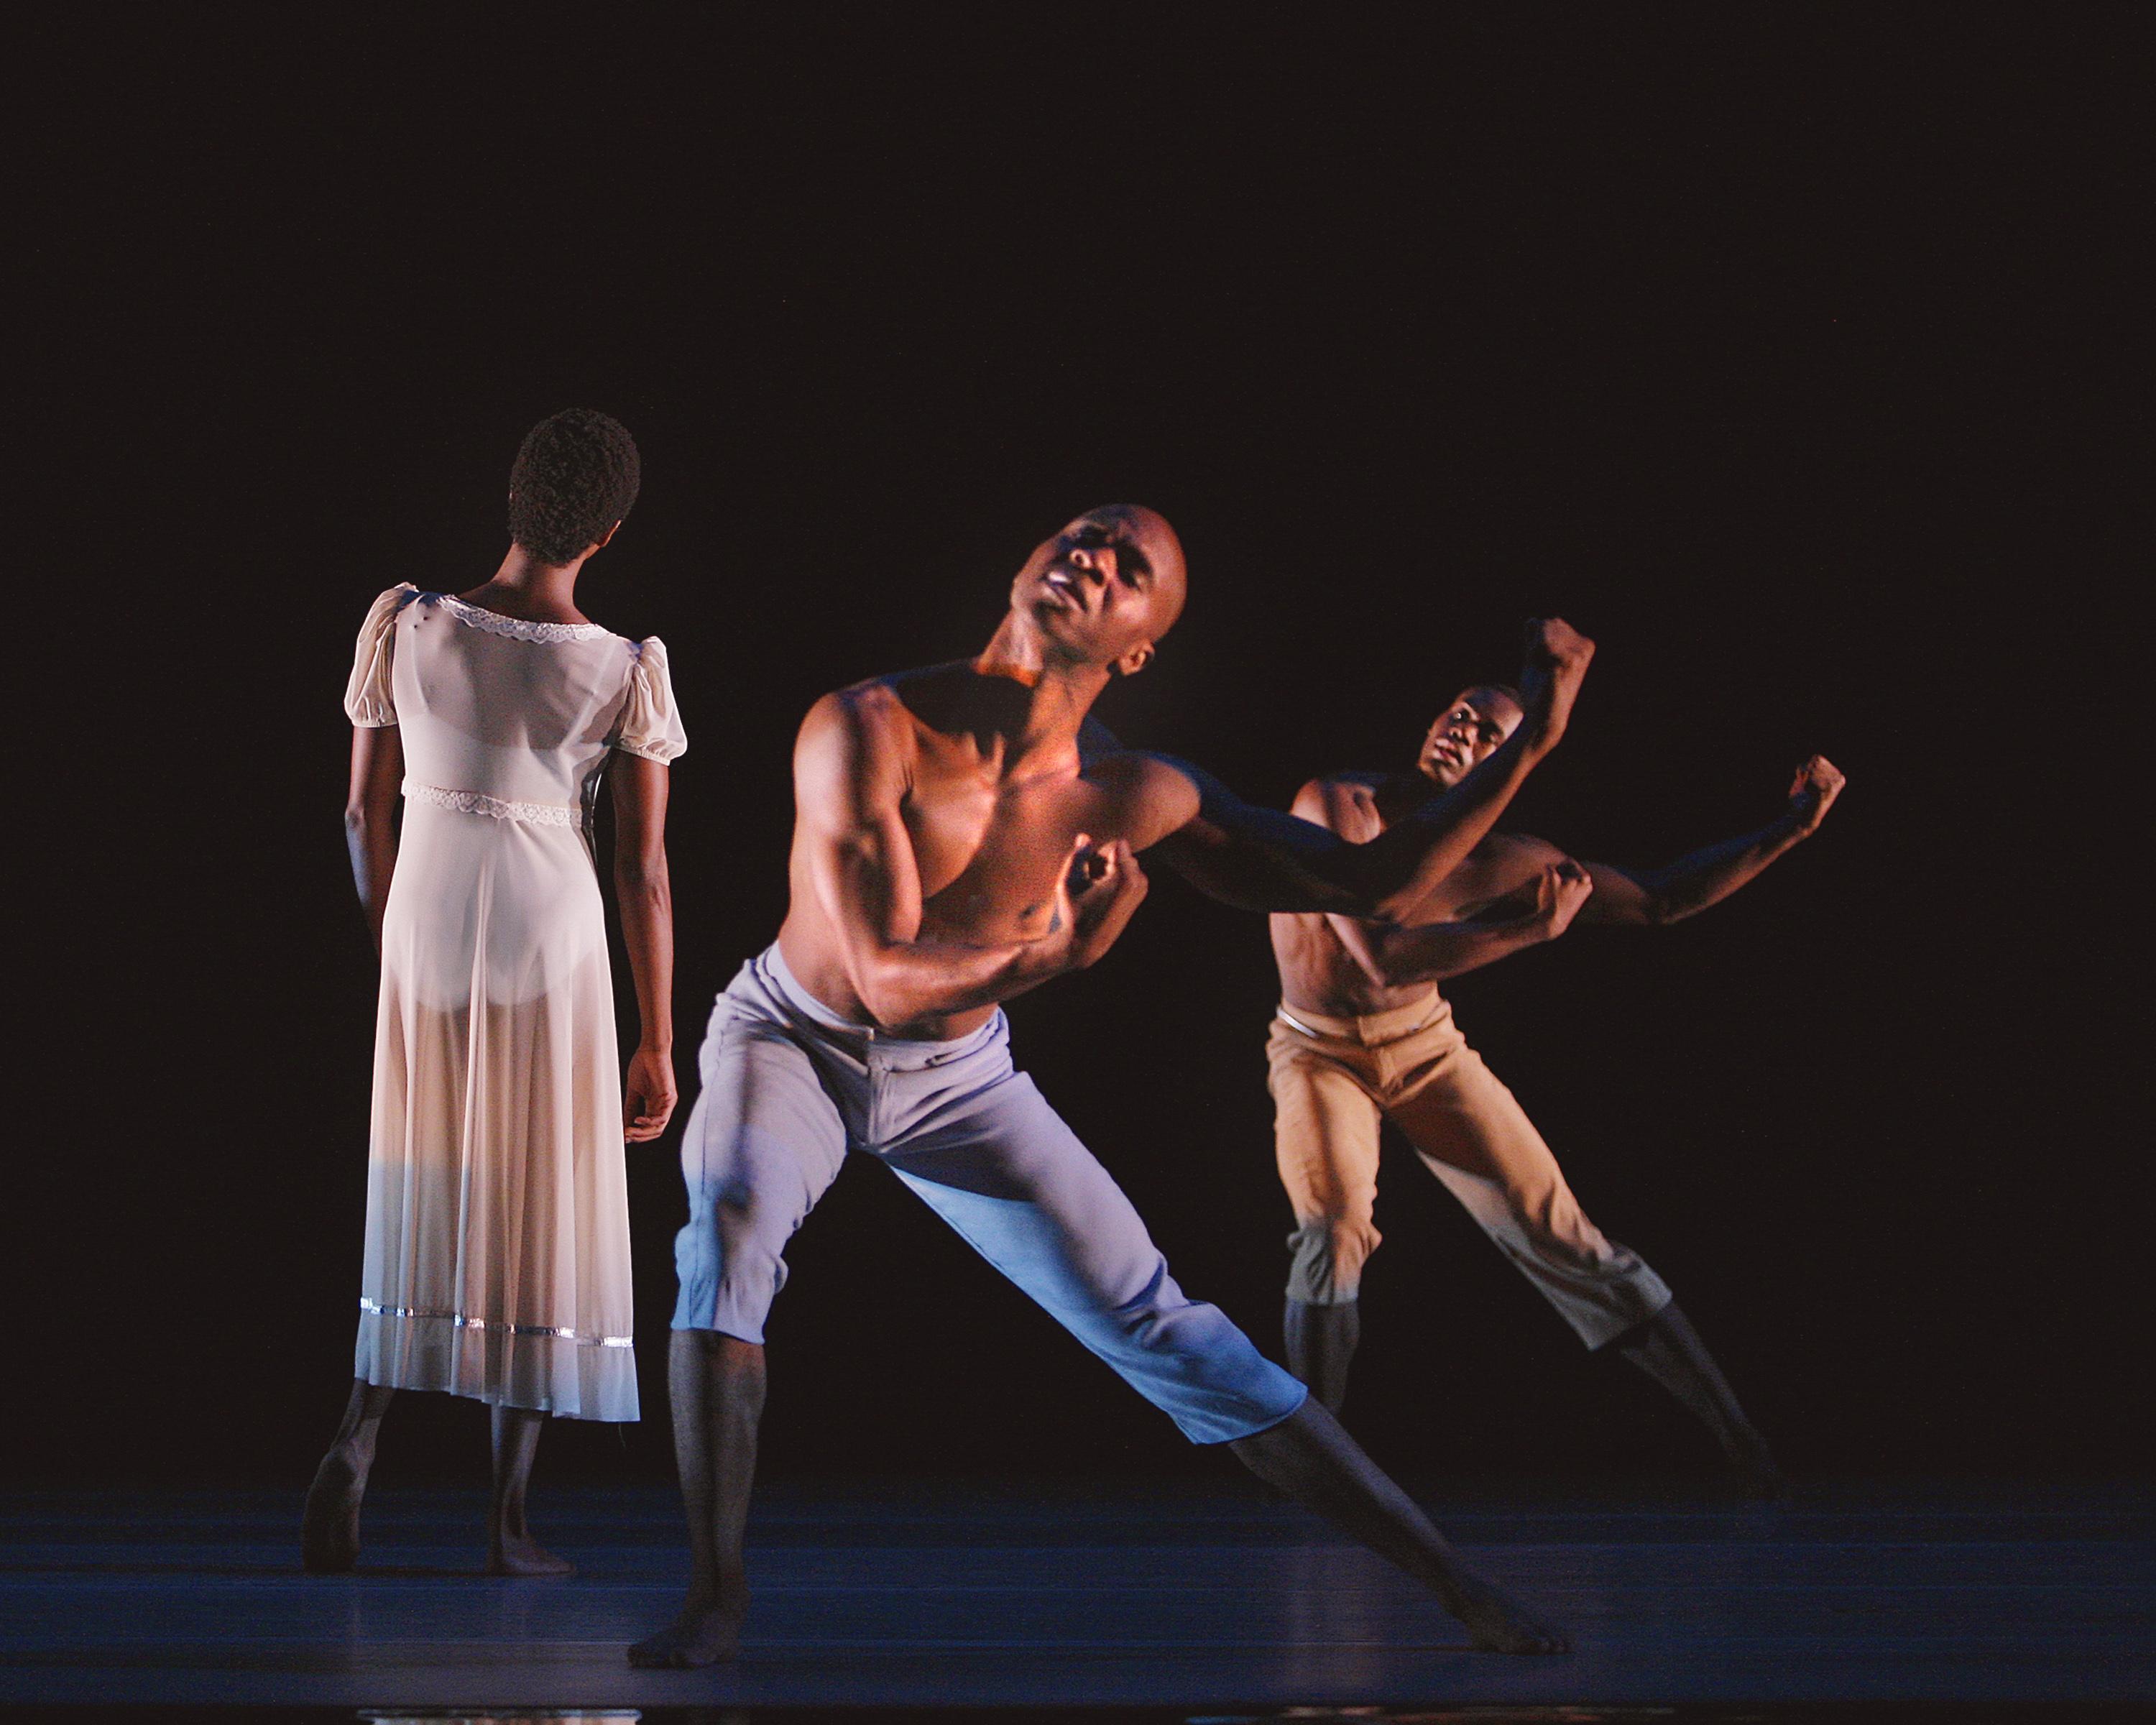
[1419,686,1524,787]
[1012,505,1187,672]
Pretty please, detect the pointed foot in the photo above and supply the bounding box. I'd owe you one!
[1445,1568,1571,1655]
[300,1450,363,1573]
[627,1606,742,1668]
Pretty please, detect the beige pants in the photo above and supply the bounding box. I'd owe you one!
[1267,992,1671,1348]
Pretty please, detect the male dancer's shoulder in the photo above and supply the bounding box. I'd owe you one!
[792,678,925,814]
[1290,770,1391,839]
[801,665,957,748]
[1475,829,1568,867]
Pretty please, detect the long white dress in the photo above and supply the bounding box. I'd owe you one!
[341,584,686,1421]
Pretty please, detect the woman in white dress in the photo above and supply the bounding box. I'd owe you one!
[304,410,686,1575]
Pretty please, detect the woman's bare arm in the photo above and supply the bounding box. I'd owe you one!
[345,724,404,954]
[610,753,679,1142]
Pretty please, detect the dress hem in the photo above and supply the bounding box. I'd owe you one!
[355,1307,640,1423]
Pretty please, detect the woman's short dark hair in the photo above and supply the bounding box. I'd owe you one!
[507,410,641,564]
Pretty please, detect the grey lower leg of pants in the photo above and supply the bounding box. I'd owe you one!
[1611,1300,1781,1484]
[1284,1298,1360,1413]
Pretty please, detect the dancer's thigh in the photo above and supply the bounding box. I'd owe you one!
[671,1002,848,1342]
[1267,1027,1386,1303]
[1388,1043,1569,1212]
[883,1069,1306,1443]
[883,1070,1169,1317]
[1268,1030,1383,1227]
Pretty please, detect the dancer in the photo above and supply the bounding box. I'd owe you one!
[303,410,686,1576]
[1267,683,1843,1486]
[632,505,1591,1668]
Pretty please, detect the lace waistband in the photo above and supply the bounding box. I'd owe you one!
[404,781,583,827]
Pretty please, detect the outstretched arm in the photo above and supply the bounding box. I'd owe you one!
[1148,618,1595,923]
[796,691,1146,1027]
[611,754,678,1142]
[344,724,403,954]
[1578,754,1846,926]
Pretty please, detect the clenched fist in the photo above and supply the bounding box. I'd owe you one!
[1533,857,1595,939]
[1787,754,1846,838]
[1519,616,1596,748]
[1051,832,1150,970]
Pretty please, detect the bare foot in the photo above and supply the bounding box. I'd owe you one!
[1440,1566,1571,1655]
[300,1448,363,1573]
[627,1603,742,1668]
[487,1532,576,1577]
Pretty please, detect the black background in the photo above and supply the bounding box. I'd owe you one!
[10,11,2147,1491]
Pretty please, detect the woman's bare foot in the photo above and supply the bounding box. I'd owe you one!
[300,1448,364,1573]
[1439,1566,1572,1655]
[487,1530,576,1576]
[627,1600,742,1668]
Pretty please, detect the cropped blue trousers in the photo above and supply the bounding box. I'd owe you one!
[673,946,1307,1445]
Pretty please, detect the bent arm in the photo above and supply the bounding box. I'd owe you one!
[1329,905,1554,985]
[1580,832,1797,926]
[1146,617,1592,921]
[344,724,404,954]
[796,694,1072,1026]
[1578,755,1844,926]
[1147,729,1546,922]
[1303,782,1566,985]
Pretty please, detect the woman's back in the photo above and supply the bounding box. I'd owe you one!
[356,585,676,824]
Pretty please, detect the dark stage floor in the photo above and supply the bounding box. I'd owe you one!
[2,1478,2150,1712]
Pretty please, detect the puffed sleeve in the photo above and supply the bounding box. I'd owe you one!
[342,584,418,726]
[614,636,688,763]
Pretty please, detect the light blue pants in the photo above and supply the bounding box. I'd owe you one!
[673,947,1308,1445]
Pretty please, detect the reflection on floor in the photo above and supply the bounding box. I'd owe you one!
[1,1478,2150,1711]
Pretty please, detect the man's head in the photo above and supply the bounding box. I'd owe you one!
[1010,505,1187,677]
[507,409,641,566]
[1419,684,1524,787]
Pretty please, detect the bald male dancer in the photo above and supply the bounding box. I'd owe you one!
[632,507,1597,1667]
[1268,683,1844,1487]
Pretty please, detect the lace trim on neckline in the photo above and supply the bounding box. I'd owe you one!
[436,593,615,643]
[405,781,584,827]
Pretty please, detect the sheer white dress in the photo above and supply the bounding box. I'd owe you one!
[341,584,686,1420]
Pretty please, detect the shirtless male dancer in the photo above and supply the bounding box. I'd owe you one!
[631,507,1595,1668]
[1268,683,1844,1487]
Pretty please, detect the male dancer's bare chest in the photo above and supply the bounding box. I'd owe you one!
[904,765,1128,943]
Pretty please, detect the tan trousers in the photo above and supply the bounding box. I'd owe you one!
[1267,991,1671,1348]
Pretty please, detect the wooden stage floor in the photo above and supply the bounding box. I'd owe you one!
[1,1478,2150,1714]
